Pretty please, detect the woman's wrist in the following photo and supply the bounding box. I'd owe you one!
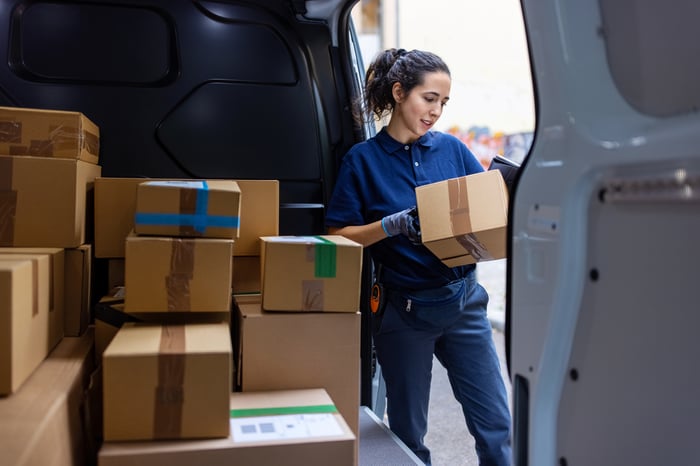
[381,217,393,237]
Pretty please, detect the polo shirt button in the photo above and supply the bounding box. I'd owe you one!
[404,145,409,150]
[414,161,419,167]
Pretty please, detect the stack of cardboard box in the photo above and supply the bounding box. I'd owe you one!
[99,236,363,465]
[92,177,280,358]
[0,106,363,465]
[101,179,241,443]
[94,180,360,465]
[0,105,102,466]
[224,234,363,464]
[95,178,359,465]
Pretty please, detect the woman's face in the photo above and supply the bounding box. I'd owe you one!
[389,71,451,143]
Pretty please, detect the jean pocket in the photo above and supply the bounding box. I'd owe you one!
[404,278,466,308]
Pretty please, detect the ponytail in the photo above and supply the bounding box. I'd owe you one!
[354,48,450,123]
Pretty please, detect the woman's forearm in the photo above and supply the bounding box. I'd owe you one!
[327,220,388,247]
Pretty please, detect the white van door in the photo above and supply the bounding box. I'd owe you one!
[511,1,700,465]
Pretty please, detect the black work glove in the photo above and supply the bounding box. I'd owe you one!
[382,206,421,244]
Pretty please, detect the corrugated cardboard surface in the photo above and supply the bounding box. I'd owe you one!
[416,169,509,265]
[233,179,279,256]
[0,106,100,164]
[134,179,241,239]
[94,177,278,258]
[234,298,361,436]
[0,155,101,248]
[124,233,233,312]
[102,322,232,442]
[94,177,142,258]
[0,247,65,347]
[98,388,356,466]
[107,258,125,290]
[94,289,230,364]
[0,329,95,466]
[232,255,261,294]
[260,235,362,312]
[0,258,51,395]
[94,295,128,363]
[64,244,92,336]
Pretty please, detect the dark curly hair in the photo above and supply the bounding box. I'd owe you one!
[357,48,451,122]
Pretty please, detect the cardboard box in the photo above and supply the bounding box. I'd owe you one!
[260,235,362,312]
[0,329,95,466]
[0,155,101,248]
[94,288,230,363]
[134,180,241,239]
[64,244,92,336]
[232,255,261,294]
[102,322,232,441]
[415,169,509,266]
[0,247,65,347]
[98,388,356,466]
[234,298,361,435]
[233,179,279,256]
[94,177,142,258]
[95,177,278,258]
[94,287,129,361]
[0,259,50,395]
[0,106,100,164]
[107,258,125,289]
[124,233,233,313]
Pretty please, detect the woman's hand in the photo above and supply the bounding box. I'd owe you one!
[382,207,421,244]
[327,207,422,247]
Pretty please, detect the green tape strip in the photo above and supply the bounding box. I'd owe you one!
[230,404,338,418]
[313,236,336,278]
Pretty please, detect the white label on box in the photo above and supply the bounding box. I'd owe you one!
[230,413,343,442]
[264,236,323,244]
[143,180,205,189]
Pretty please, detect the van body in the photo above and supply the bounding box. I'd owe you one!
[510,1,700,465]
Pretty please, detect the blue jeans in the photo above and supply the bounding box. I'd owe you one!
[373,273,512,466]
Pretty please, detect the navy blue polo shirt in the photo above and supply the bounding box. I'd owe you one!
[325,127,484,290]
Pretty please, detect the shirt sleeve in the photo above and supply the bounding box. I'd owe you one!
[325,153,366,228]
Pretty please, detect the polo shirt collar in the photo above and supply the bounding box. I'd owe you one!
[376,127,434,155]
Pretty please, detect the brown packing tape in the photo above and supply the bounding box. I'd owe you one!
[301,242,324,310]
[49,124,78,155]
[455,233,494,262]
[84,130,99,156]
[0,157,16,245]
[302,279,324,310]
[448,177,472,237]
[179,186,198,236]
[448,177,493,261]
[0,157,13,189]
[29,139,53,156]
[0,119,21,142]
[305,242,315,262]
[0,256,39,315]
[9,145,27,155]
[166,239,195,311]
[154,325,186,439]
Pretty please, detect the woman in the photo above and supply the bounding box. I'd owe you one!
[325,48,512,465]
